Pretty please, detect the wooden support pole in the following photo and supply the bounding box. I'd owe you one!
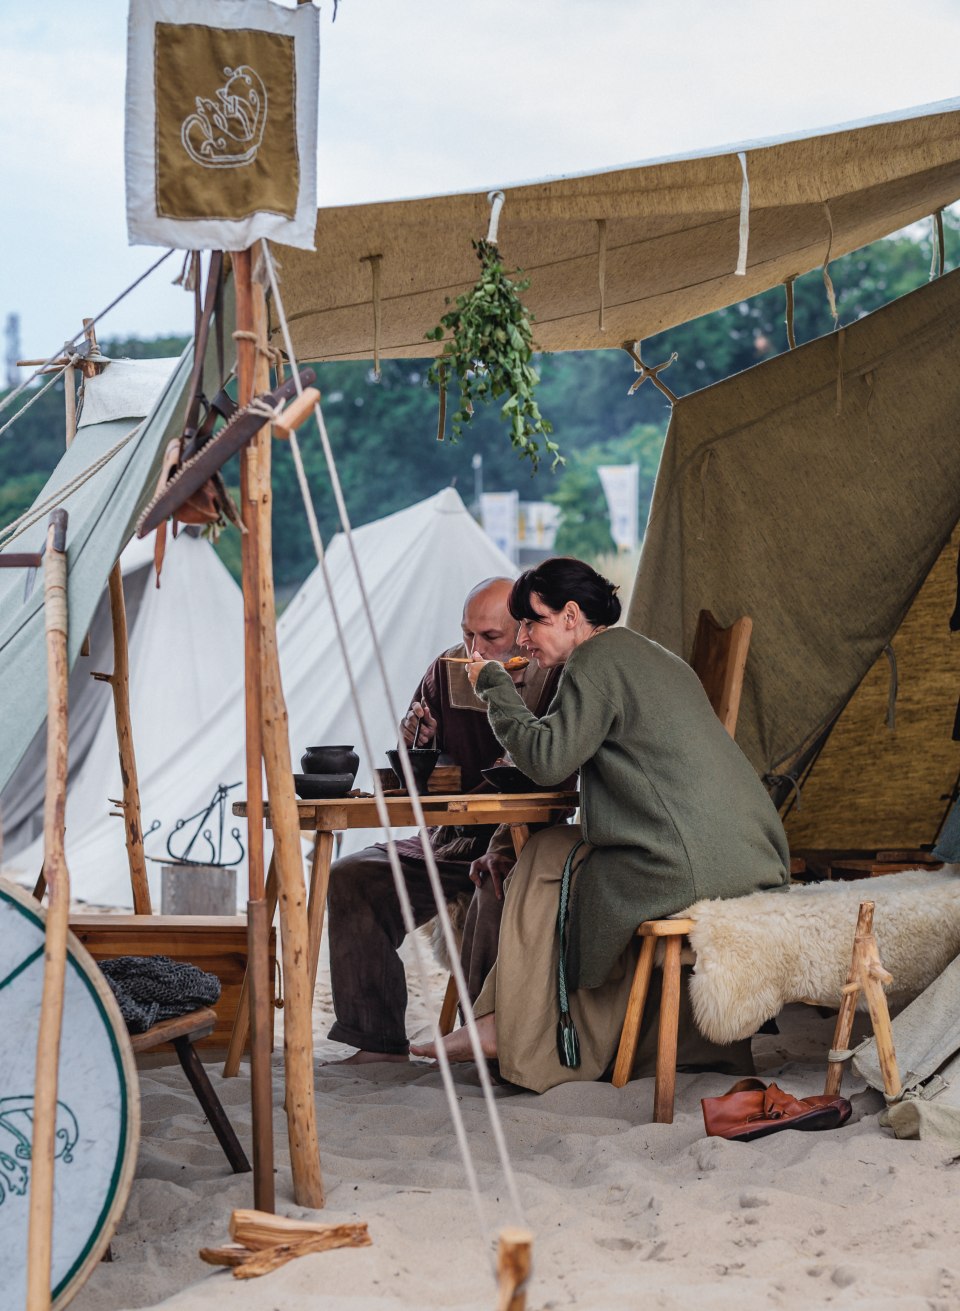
[26,510,70,1311]
[95,563,151,913]
[236,247,273,1212]
[237,249,324,1209]
[224,853,278,1080]
[825,901,874,1096]
[857,932,902,1100]
[63,360,77,447]
[495,1227,533,1311]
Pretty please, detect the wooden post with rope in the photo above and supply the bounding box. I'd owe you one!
[26,509,70,1311]
[496,1227,533,1311]
[825,900,901,1100]
[235,248,324,1209]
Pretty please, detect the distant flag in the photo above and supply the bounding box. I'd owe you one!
[125,0,319,251]
[597,464,640,552]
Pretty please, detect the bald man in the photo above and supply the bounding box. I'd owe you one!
[325,578,562,1063]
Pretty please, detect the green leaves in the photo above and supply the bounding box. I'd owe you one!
[427,239,562,471]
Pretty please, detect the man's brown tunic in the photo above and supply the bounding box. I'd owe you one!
[326,643,559,1055]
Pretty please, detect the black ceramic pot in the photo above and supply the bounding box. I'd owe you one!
[301,745,359,780]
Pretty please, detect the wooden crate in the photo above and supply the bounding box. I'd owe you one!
[69,914,275,1054]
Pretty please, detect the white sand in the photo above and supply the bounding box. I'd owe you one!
[70,941,959,1311]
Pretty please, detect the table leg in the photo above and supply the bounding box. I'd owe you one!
[307,830,335,998]
[223,850,278,1078]
[510,824,530,858]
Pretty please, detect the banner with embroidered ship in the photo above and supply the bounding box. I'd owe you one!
[125,0,319,250]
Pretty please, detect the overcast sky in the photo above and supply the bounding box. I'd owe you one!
[2,0,959,361]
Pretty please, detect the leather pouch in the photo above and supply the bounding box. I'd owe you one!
[701,1077,852,1142]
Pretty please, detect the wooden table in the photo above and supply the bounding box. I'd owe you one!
[223,791,578,1072]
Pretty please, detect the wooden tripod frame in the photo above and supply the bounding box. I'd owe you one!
[825,900,902,1100]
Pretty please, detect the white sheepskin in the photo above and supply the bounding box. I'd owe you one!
[684,868,960,1044]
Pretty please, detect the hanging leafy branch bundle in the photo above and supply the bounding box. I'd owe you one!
[426,239,562,471]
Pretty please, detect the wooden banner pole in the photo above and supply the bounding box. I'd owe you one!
[243,253,324,1208]
[235,248,275,1213]
[26,510,71,1311]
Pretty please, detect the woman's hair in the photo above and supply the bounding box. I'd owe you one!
[509,557,621,629]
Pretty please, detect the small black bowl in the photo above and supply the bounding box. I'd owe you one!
[386,748,440,793]
[293,772,354,800]
[481,764,548,793]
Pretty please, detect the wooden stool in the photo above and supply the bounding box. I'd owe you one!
[611,918,694,1123]
[131,1007,250,1174]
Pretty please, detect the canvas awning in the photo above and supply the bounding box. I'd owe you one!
[275,98,960,362]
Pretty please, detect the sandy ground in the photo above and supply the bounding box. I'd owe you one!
[68,935,960,1311]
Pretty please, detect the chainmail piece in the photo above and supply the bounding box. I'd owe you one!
[99,954,221,1034]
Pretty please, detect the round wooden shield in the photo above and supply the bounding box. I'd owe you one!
[0,878,140,1309]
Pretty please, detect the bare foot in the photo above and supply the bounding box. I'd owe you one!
[410,1012,497,1062]
[320,1049,409,1066]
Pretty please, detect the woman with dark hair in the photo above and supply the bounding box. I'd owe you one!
[413,556,789,1092]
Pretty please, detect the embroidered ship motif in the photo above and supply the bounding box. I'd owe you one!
[181,65,268,169]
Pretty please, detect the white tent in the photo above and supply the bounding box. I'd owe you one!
[5,530,245,900]
[11,486,516,907]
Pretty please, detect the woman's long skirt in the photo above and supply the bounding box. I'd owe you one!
[474,824,754,1093]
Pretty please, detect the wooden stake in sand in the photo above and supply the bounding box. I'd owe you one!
[496,1227,534,1311]
[26,510,70,1311]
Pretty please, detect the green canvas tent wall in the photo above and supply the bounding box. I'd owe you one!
[627,266,960,850]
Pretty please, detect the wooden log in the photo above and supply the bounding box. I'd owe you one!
[232,1225,371,1278]
[199,1244,249,1268]
[272,386,320,438]
[103,562,151,913]
[230,1207,357,1247]
[237,249,324,1209]
[26,512,70,1311]
[495,1227,533,1311]
[824,901,874,1096]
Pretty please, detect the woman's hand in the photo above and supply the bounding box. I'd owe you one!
[466,653,491,688]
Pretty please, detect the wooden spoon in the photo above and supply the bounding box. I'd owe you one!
[441,655,530,671]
